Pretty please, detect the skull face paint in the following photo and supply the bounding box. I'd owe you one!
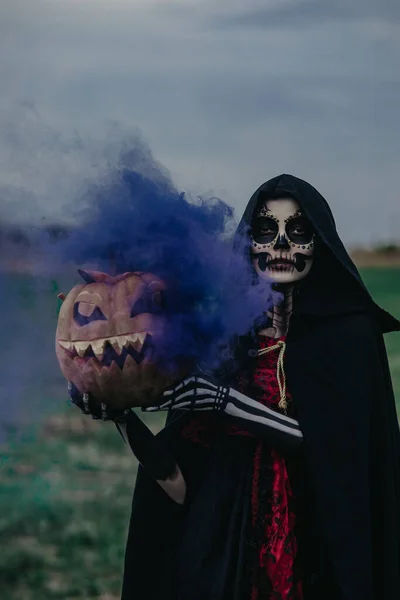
[251,197,315,284]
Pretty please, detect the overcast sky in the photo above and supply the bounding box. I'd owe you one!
[0,0,399,245]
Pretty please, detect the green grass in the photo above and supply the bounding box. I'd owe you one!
[0,267,399,599]
[361,267,400,401]
[0,403,165,600]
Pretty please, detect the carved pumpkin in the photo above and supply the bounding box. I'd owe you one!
[56,269,186,408]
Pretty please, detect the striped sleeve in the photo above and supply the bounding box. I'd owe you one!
[144,376,303,446]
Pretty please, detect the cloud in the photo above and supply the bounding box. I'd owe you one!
[0,0,399,245]
[211,0,400,29]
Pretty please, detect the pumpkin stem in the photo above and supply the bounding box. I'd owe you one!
[78,268,97,284]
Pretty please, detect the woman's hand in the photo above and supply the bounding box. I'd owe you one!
[67,382,187,504]
[67,382,130,422]
[144,375,304,446]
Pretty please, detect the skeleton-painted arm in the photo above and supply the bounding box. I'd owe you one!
[144,375,303,447]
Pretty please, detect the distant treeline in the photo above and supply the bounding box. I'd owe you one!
[0,220,73,271]
[0,221,71,248]
[1,219,399,272]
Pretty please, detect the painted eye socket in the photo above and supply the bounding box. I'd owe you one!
[286,217,314,245]
[252,217,278,244]
[292,226,305,236]
[73,302,107,326]
[130,290,165,318]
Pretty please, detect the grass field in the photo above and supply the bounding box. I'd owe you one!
[0,267,399,600]
[361,268,400,400]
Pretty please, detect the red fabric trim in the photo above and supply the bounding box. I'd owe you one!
[180,335,303,598]
[250,337,303,599]
[261,449,303,599]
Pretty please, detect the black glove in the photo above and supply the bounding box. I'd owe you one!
[67,382,186,503]
[67,382,130,422]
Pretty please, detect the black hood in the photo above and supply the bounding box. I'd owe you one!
[234,173,399,334]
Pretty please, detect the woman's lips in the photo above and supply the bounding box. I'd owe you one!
[267,259,295,269]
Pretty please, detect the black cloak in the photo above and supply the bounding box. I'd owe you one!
[120,174,400,600]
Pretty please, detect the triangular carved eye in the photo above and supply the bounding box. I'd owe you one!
[130,290,165,318]
[73,303,107,326]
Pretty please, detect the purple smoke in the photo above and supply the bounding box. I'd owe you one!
[52,146,275,374]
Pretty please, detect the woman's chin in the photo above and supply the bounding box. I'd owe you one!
[260,267,304,285]
[268,271,297,284]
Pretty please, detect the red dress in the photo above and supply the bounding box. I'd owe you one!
[248,336,303,600]
[181,336,303,599]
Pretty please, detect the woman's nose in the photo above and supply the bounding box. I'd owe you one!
[273,234,290,250]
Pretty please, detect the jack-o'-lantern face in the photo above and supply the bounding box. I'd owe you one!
[56,270,184,408]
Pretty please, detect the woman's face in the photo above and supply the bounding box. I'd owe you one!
[250,197,315,284]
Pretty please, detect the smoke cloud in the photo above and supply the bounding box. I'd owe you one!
[0,111,274,441]
[55,142,275,374]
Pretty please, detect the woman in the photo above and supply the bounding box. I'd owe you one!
[73,174,400,599]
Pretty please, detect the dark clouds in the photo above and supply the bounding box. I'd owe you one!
[213,0,400,29]
[0,0,399,245]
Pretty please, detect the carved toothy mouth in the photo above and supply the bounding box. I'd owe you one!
[58,332,153,368]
